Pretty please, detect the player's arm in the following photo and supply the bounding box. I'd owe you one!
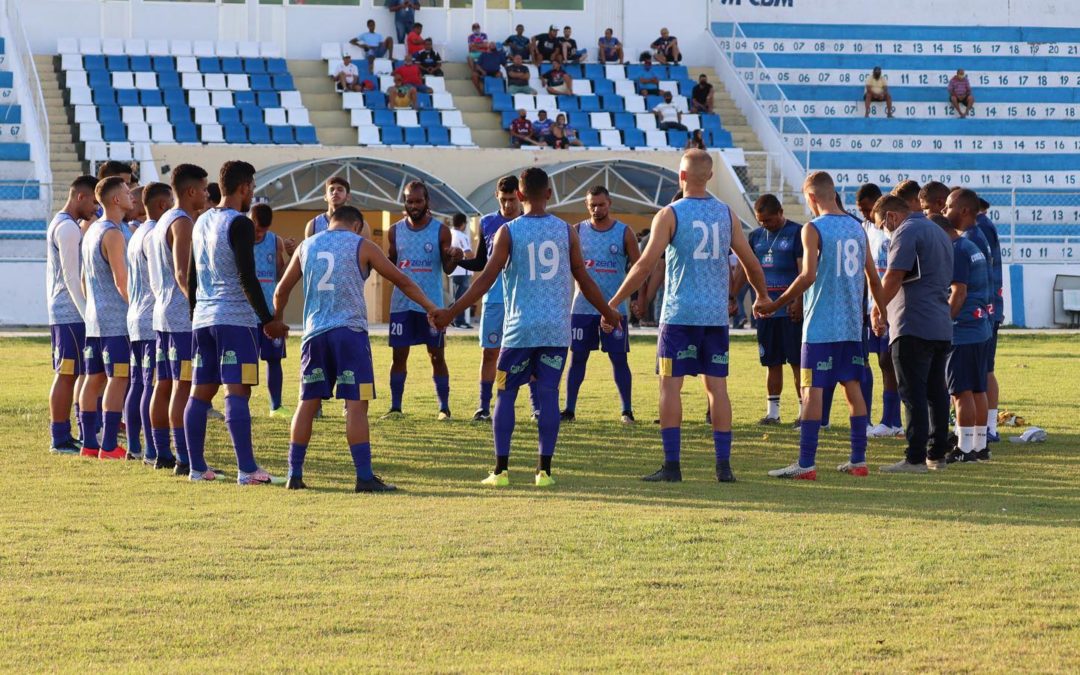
[273,249,303,322]
[456,228,489,272]
[362,239,438,314]
[609,206,673,310]
[275,236,287,279]
[948,281,966,319]
[171,216,194,299]
[569,225,622,327]
[101,228,129,304]
[437,226,511,328]
[439,223,462,274]
[227,215,279,331]
[763,222,818,315]
[729,209,770,309]
[304,218,315,239]
[57,221,87,317]
[387,224,398,264]
[863,234,887,319]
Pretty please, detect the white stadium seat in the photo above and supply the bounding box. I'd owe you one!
[378,75,394,92]
[535,94,558,111]
[66,71,89,90]
[193,40,215,57]
[112,72,135,90]
[203,74,227,90]
[145,107,169,124]
[79,38,102,55]
[133,143,154,162]
[424,76,446,93]
[599,129,623,148]
[287,109,310,126]
[264,108,288,126]
[645,129,668,148]
[61,54,83,72]
[69,87,92,106]
[216,41,238,58]
[341,92,365,110]
[146,39,170,56]
[182,73,204,90]
[441,110,464,127]
[200,124,224,143]
[57,38,79,55]
[128,124,150,146]
[624,95,646,113]
[101,38,124,55]
[238,42,260,58]
[135,72,157,90]
[109,142,134,161]
[79,123,102,142]
[614,80,636,97]
[671,95,689,113]
[121,106,144,124]
[450,127,473,146]
[260,43,281,58]
[188,90,211,108]
[74,105,97,124]
[575,80,593,95]
[85,142,108,162]
[194,107,217,125]
[124,39,147,56]
[226,74,250,91]
[171,40,193,57]
[151,124,175,143]
[635,113,657,131]
[513,94,535,111]
[605,65,626,81]
[211,91,233,108]
[351,110,374,127]
[358,126,382,145]
[682,114,701,132]
[372,58,393,76]
[176,56,199,73]
[396,110,419,127]
[280,91,304,109]
[590,112,613,130]
[432,93,454,110]
[391,44,407,61]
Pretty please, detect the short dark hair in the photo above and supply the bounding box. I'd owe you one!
[452,212,467,228]
[872,195,910,221]
[587,185,610,198]
[403,180,429,202]
[326,176,350,192]
[919,181,950,205]
[855,183,882,204]
[219,160,256,195]
[142,182,172,208]
[69,175,98,195]
[978,198,990,212]
[207,182,222,204]
[331,205,364,227]
[95,175,127,204]
[754,193,782,215]
[250,203,273,228]
[951,188,980,214]
[97,160,132,180]
[892,179,921,203]
[496,175,519,194]
[519,167,550,199]
[413,22,423,30]
[171,163,208,194]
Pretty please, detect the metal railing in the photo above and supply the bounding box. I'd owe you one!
[1,0,52,209]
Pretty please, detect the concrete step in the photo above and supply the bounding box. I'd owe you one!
[309,109,351,128]
[454,97,494,113]
[318,127,358,146]
[461,111,502,132]
[51,161,84,174]
[471,128,509,149]
[445,79,480,97]
[51,143,78,155]
[287,59,327,78]
[298,92,344,112]
[441,63,471,78]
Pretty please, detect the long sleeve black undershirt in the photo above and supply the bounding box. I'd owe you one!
[455,230,489,272]
[186,215,274,324]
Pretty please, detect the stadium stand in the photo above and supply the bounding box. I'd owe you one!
[0,33,48,244]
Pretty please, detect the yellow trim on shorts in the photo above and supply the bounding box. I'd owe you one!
[359,383,375,401]
[241,363,259,386]
[800,368,814,389]
[495,369,507,391]
[58,358,75,376]
[112,363,130,379]
[658,357,673,377]
[178,360,193,382]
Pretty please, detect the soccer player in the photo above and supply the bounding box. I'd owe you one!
[46,176,97,454]
[305,177,351,238]
[383,181,462,420]
[79,176,133,460]
[561,185,640,424]
[431,167,621,486]
[273,206,439,492]
[731,194,803,426]
[762,171,886,481]
[147,164,208,473]
[606,150,771,483]
[125,182,173,462]
[252,203,290,416]
[184,161,288,484]
[975,198,1005,442]
[942,189,992,463]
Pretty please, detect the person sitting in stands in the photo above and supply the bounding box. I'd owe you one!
[386,73,417,110]
[532,109,554,144]
[558,26,587,64]
[510,109,541,147]
[506,54,536,95]
[554,113,583,148]
[416,39,443,77]
[690,73,714,114]
[394,53,430,93]
[542,60,573,95]
[653,91,687,131]
[405,23,426,56]
[504,24,531,61]
[466,23,490,70]
[471,42,505,95]
[651,27,681,64]
[350,19,394,67]
[532,26,562,66]
[948,68,975,118]
[864,66,894,118]
[684,129,706,150]
[598,28,624,65]
[638,54,661,95]
[335,54,362,92]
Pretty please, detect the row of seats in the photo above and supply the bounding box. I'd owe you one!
[58,37,281,58]
[72,88,304,111]
[356,126,473,147]
[76,104,309,127]
[64,54,289,75]
[72,70,295,93]
[493,92,691,115]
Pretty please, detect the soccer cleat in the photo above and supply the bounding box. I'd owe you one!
[174,462,191,477]
[987,431,1000,444]
[758,416,781,426]
[355,475,397,492]
[286,477,307,490]
[50,439,81,455]
[268,405,292,419]
[437,408,452,421]
[125,451,143,461]
[380,408,404,420]
[98,447,128,461]
[471,409,492,422]
[207,407,225,421]
[837,461,869,477]
[154,455,176,470]
[768,463,817,480]
[715,460,736,483]
[976,448,992,462]
[926,456,948,471]
[530,410,540,423]
[560,410,575,422]
[188,469,219,482]
[791,418,802,429]
[642,463,682,482]
[237,468,276,486]
[535,470,556,487]
[621,411,636,425]
[480,471,510,487]
[80,447,101,459]
[867,423,894,438]
[879,460,928,474]
[142,455,158,467]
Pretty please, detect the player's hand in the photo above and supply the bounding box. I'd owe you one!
[631,298,645,319]
[600,307,622,333]
[282,237,298,255]
[428,308,453,332]
[790,299,803,322]
[871,305,887,336]
[446,246,464,262]
[263,319,289,339]
[754,297,774,318]
[728,295,737,317]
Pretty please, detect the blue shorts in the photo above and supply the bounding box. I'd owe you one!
[987,322,1000,372]
[497,346,568,391]
[947,340,989,395]
[192,325,260,386]
[300,327,376,401]
[130,339,156,387]
[571,314,629,353]
[83,336,131,379]
[389,310,444,349]
[756,316,800,367]
[480,303,504,349]
[156,330,193,382]
[50,322,85,376]
[656,323,730,378]
[258,323,287,361]
[800,341,865,389]
[865,324,891,356]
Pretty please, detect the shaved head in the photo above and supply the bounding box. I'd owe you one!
[679,149,713,187]
[803,171,836,200]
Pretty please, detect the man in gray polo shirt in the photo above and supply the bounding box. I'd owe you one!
[870,195,954,473]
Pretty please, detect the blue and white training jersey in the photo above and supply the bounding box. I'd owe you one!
[976,213,1004,323]
[148,208,194,333]
[45,211,84,325]
[962,226,995,318]
[479,211,511,304]
[254,230,278,312]
[803,213,867,344]
[82,219,128,338]
[300,230,369,343]
[502,214,573,348]
[389,218,444,314]
[572,219,629,316]
[192,207,258,329]
[659,196,732,327]
[311,212,330,236]
[951,236,992,346]
[126,220,156,342]
[749,219,802,319]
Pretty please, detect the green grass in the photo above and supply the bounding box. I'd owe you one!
[2,334,1078,672]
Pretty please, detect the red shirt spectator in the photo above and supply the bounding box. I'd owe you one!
[510,116,532,137]
[948,71,971,98]
[406,24,426,55]
[394,57,423,88]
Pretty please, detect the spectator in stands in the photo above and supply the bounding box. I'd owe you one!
[651,28,681,64]
[394,53,430,93]
[948,69,975,118]
[506,54,536,95]
[555,113,583,147]
[351,20,394,67]
[637,54,662,95]
[549,120,570,149]
[388,0,420,45]
[542,60,574,95]
[684,129,706,150]
[532,109,555,144]
[504,24,531,61]
[864,66,893,118]
[386,73,418,110]
[405,23,426,56]
[510,109,541,148]
[532,26,562,66]
[467,23,490,70]
[690,73,715,114]
[416,39,443,77]
[653,91,686,131]
[471,42,505,95]
[558,26,587,64]
[598,28,624,65]
[335,54,363,92]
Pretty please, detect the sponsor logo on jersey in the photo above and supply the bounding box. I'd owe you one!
[509,359,531,375]
[712,352,729,365]
[816,356,833,371]
[608,243,620,255]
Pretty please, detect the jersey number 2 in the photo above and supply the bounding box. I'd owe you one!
[316,251,335,291]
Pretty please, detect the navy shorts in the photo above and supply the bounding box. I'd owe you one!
[192,325,260,386]
[865,324,891,356]
[84,336,131,379]
[756,316,800,367]
[947,340,989,395]
[479,303,504,349]
[571,314,629,353]
[300,327,376,401]
[50,322,85,376]
[389,310,444,349]
[656,323,730,378]
[987,322,1000,372]
[800,341,865,389]
[257,323,287,361]
[130,339,156,387]
[497,346,568,392]
[155,330,193,382]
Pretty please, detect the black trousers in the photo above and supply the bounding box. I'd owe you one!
[891,335,951,463]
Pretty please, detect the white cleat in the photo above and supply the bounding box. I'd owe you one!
[867,423,898,438]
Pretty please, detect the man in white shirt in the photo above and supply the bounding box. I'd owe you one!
[448,213,474,328]
[653,92,687,131]
[335,54,362,92]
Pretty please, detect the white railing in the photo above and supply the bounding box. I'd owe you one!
[1,0,52,208]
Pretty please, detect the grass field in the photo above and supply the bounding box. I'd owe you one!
[2,333,1078,672]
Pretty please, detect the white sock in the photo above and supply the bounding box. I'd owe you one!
[975,426,987,451]
[959,427,975,453]
[766,396,780,419]
[987,409,998,435]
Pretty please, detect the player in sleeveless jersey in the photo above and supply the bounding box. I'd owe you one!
[760,171,887,481]
[607,150,770,484]
[432,168,620,486]
[79,177,133,460]
[251,203,291,416]
[46,176,98,454]
[274,207,439,492]
[304,176,370,239]
[184,161,288,484]
[561,185,641,424]
[384,181,463,420]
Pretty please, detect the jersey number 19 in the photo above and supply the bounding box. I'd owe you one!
[526,241,560,280]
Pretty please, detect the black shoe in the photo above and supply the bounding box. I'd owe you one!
[652,418,660,424]
[946,448,964,464]
[174,462,190,477]
[716,460,736,483]
[356,475,397,492]
[154,455,176,470]
[49,438,82,454]
[560,410,575,422]
[125,452,142,461]
[621,410,636,425]
[472,409,491,422]
[642,462,682,482]
[976,448,991,462]
[286,476,307,490]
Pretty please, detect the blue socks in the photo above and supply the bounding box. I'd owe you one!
[798,420,821,468]
[101,411,123,451]
[528,380,540,415]
[493,386,518,459]
[350,442,373,480]
[390,371,406,410]
[564,350,589,413]
[882,389,902,428]
[267,359,283,410]
[140,379,154,460]
[80,410,99,449]
[713,430,732,463]
[288,442,308,479]
[125,378,143,455]
[535,384,560,457]
[153,428,174,462]
[661,427,681,464]
[849,415,868,464]
[479,380,493,412]
[820,386,834,427]
[51,421,72,447]
[861,366,874,427]
[433,375,450,411]
[610,352,633,413]
[183,397,210,471]
[224,395,257,474]
[172,427,188,464]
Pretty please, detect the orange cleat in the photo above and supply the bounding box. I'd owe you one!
[80,447,101,459]
[98,447,127,460]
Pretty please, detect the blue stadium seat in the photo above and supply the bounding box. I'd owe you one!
[0,144,30,161]
[102,120,126,142]
[416,93,432,109]
[484,77,505,95]
[403,126,426,145]
[707,129,733,148]
[130,56,152,72]
[91,88,115,105]
[666,130,689,148]
[168,106,191,123]
[0,105,21,124]
[223,123,247,143]
[116,90,139,106]
[244,58,266,74]
[158,72,181,89]
[248,123,271,144]
[427,126,450,146]
[221,58,244,74]
[603,95,625,112]
[578,128,600,147]
[623,128,646,147]
[140,90,162,106]
[198,57,221,73]
[569,112,590,129]
[419,110,442,127]
[98,106,120,122]
[294,126,318,144]
[250,74,273,91]
[380,126,403,144]
[626,65,644,80]
[613,113,635,130]
[163,89,187,107]
[272,74,294,91]
[152,56,175,72]
[106,55,129,71]
[364,92,387,109]
[218,108,241,125]
[239,105,262,125]
[266,58,288,74]
[174,121,199,143]
[668,65,688,80]
[645,95,664,109]
[234,91,257,107]
[84,55,106,71]
[500,111,517,128]
[87,71,111,88]
[491,93,513,112]
[700,114,723,131]
[563,65,584,78]
[583,64,604,79]
[271,125,295,144]
[579,96,601,112]
[257,91,280,108]
[557,95,579,112]
[373,109,395,126]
